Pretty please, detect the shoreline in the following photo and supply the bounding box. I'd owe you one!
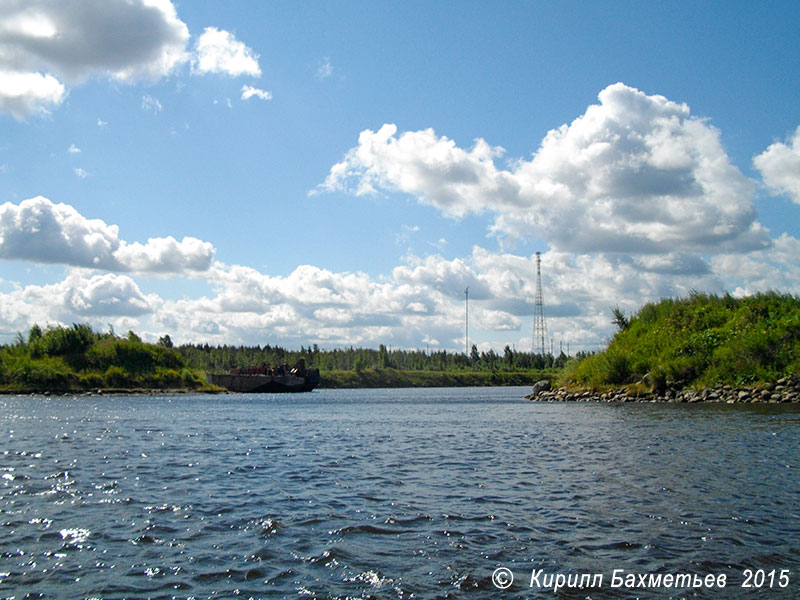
[3,376,800,403]
[0,370,549,396]
[0,387,224,397]
[524,376,800,404]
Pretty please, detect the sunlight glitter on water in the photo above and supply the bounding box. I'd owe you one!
[1,389,799,598]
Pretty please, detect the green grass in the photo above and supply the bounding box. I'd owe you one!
[562,292,800,389]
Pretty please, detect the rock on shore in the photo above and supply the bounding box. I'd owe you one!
[524,376,800,404]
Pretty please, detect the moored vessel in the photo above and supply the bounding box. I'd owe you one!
[206,359,320,393]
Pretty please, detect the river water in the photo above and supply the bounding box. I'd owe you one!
[1,387,799,599]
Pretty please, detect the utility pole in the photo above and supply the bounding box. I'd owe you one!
[532,252,548,356]
[465,286,469,356]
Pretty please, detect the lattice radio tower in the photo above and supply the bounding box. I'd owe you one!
[532,252,548,356]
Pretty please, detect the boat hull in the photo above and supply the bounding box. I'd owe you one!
[206,372,319,393]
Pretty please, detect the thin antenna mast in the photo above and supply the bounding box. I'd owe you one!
[465,286,469,356]
[533,252,548,356]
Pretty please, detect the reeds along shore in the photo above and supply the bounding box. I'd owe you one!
[525,376,800,403]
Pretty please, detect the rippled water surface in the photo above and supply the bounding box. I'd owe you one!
[2,388,799,599]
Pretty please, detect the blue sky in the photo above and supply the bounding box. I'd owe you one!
[1,1,799,352]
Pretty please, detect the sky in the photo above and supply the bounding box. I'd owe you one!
[1,0,799,353]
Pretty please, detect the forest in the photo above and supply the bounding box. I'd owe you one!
[0,324,564,392]
[174,340,572,374]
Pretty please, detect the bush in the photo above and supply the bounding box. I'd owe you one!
[88,338,185,374]
[113,341,157,373]
[6,355,74,388]
[604,351,632,384]
[149,368,182,388]
[645,366,667,395]
[104,365,131,387]
[78,372,105,388]
[181,368,202,388]
[36,324,95,367]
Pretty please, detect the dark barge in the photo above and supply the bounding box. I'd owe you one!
[206,359,320,393]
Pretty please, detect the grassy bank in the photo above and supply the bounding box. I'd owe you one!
[0,324,214,394]
[319,368,553,389]
[562,292,800,390]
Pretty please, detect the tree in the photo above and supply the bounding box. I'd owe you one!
[611,306,630,331]
[378,344,391,368]
[28,324,43,343]
[354,354,367,373]
[470,344,480,365]
[158,334,174,348]
[504,345,514,366]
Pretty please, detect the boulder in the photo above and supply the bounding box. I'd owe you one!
[531,379,551,397]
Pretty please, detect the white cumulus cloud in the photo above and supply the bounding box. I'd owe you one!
[0,271,156,336]
[0,0,190,82]
[0,2,264,119]
[319,123,512,217]
[63,272,155,316]
[157,237,798,349]
[754,125,800,205]
[0,196,215,274]
[0,0,189,118]
[320,83,770,255]
[0,70,66,119]
[192,27,261,77]
[393,254,492,300]
[712,233,800,296]
[241,85,271,101]
[114,236,217,274]
[2,235,799,349]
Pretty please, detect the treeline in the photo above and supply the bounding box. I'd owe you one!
[1,323,581,393]
[0,324,206,391]
[176,342,577,373]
